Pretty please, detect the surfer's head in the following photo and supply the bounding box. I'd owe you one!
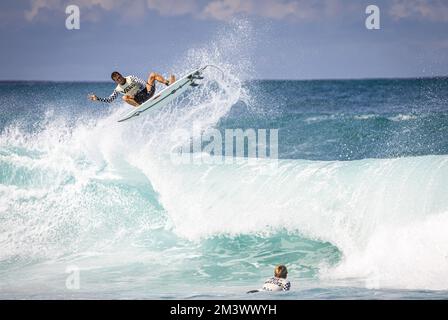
[274,265,288,279]
[111,71,126,85]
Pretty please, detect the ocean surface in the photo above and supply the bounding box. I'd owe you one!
[1,37,448,299]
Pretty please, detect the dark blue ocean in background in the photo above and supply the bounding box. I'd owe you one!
[1,75,448,299]
[2,78,447,160]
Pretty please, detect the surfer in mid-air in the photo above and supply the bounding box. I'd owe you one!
[88,71,176,107]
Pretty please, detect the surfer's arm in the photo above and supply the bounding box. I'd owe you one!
[282,281,291,291]
[95,90,119,103]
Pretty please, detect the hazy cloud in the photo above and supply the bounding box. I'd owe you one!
[25,0,197,21]
[25,0,61,21]
[24,0,448,23]
[147,0,198,16]
[201,0,348,21]
[201,0,252,21]
[389,0,448,22]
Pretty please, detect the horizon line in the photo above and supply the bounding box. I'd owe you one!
[0,75,447,83]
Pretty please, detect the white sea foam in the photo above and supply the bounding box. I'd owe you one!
[388,114,418,121]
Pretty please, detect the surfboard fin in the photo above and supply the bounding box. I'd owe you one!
[246,290,261,294]
[188,72,204,80]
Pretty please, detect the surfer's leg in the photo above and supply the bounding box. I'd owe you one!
[146,72,175,89]
[169,74,176,85]
[122,95,140,107]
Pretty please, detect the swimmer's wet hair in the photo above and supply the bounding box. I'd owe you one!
[275,265,288,278]
[111,71,121,80]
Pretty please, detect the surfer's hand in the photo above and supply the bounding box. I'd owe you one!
[88,94,97,101]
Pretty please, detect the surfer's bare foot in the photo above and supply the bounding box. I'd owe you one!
[169,75,176,85]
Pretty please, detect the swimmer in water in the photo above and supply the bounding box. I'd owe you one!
[262,265,291,292]
[247,265,291,293]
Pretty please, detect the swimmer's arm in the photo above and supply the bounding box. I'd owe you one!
[282,281,291,291]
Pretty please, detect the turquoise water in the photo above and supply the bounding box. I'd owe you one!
[1,44,448,299]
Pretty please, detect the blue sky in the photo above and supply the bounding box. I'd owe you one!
[1,0,447,81]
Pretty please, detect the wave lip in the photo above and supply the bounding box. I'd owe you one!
[137,154,448,290]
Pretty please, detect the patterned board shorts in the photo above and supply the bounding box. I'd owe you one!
[134,83,156,105]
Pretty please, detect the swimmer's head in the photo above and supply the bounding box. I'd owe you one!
[274,265,288,279]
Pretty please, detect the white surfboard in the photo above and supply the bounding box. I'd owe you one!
[117,66,209,123]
